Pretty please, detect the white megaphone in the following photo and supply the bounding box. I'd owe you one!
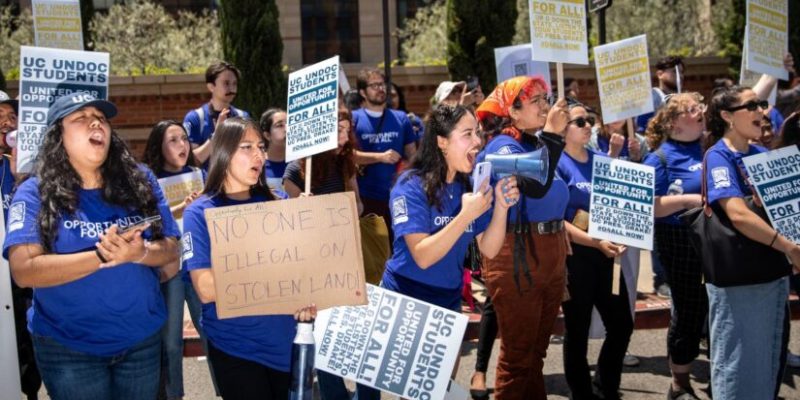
[485,146,549,185]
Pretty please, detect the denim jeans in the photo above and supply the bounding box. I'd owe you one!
[160,273,217,399]
[33,330,161,400]
[707,277,788,400]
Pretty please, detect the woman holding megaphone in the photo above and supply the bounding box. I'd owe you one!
[475,76,571,400]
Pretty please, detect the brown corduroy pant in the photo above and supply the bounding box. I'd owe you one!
[482,229,568,400]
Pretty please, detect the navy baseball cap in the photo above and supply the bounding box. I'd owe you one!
[46,92,117,128]
[0,91,17,113]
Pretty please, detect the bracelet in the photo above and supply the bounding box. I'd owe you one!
[137,240,151,264]
[769,231,779,248]
[95,248,108,265]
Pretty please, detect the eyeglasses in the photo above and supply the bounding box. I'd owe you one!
[725,100,769,113]
[568,116,596,128]
[683,104,707,116]
[366,82,386,90]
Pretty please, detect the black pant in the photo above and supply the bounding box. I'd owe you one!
[562,244,633,400]
[208,342,290,400]
[475,294,498,373]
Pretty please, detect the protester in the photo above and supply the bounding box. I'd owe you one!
[564,77,580,99]
[433,80,480,110]
[352,67,417,240]
[260,108,288,192]
[182,117,316,399]
[342,89,363,112]
[4,93,181,399]
[642,93,707,399]
[558,102,632,400]
[589,118,647,163]
[142,120,210,400]
[390,82,425,144]
[703,86,800,399]
[636,56,684,132]
[475,76,570,399]
[183,62,250,167]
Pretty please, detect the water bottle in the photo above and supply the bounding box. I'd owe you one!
[667,179,684,196]
[289,322,315,400]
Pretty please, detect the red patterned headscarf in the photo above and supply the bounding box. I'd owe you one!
[476,76,549,141]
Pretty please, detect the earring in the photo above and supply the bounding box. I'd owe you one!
[729,121,735,130]
[442,148,448,157]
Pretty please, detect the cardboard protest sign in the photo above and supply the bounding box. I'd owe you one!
[205,192,366,318]
[528,0,588,65]
[593,35,653,124]
[314,284,468,400]
[157,169,204,224]
[18,46,109,173]
[494,44,552,88]
[588,156,655,250]
[286,56,340,162]
[746,0,788,80]
[743,146,800,244]
[32,0,83,50]
[741,25,778,105]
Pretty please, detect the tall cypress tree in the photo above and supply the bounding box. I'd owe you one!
[219,0,286,115]
[446,0,516,90]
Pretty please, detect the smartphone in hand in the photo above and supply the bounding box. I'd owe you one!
[118,215,162,234]
[472,161,492,194]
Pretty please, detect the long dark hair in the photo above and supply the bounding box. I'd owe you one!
[704,85,749,150]
[259,108,285,150]
[774,111,800,149]
[299,109,359,189]
[203,117,274,201]
[407,104,473,210]
[36,123,163,252]
[142,120,197,175]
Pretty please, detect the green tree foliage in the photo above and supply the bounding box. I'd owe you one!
[397,0,447,66]
[512,0,529,45]
[218,0,286,115]
[91,0,221,76]
[712,0,745,77]
[446,0,516,90]
[0,7,33,80]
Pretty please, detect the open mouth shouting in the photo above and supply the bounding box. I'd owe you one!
[88,130,106,148]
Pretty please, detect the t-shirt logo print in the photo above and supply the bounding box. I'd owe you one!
[711,167,731,189]
[392,196,408,224]
[8,201,25,233]
[181,232,194,262]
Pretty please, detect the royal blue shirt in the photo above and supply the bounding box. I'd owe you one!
[264,159,288,192]
[183,103,249,169]
[352,108,416,201]
[705,140,766,205]
[0,156,15,223]
[480,135,568,223]
[643,139,704,225]
[557,150,602,223]
[3,170,180,356]
[382,172,490,309]
[182,192,297,372]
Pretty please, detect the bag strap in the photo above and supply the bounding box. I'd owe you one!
[732,152,763,207]
[701,145,763,218]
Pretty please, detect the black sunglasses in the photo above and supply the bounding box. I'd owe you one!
[725,100,769,113]
[569,116,596,128]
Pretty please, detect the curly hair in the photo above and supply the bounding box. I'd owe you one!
[298,109,359,189]
[406,104,473,210]
[36,123,163,252]
[203,117,275,201]
[704,85,749,150]
[644,92,704,149]
[141,120,197,175]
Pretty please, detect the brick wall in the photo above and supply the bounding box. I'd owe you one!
[4,57,731,159]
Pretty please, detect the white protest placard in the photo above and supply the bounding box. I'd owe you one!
[494,44,552,88]
[746,0,788,81]
[743,146,800,244]
[32,0,83,50]
[741,25,778,105]
[157,169,204,227]
[314,284,468,400]
[286,56,340,162]
[529,0,588,65]
[593,35,653,124]
[18,46,109,173]
[588,156,655,250]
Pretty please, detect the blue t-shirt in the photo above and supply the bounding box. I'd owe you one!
[2,169,181,357]
[556,150,601,222]
[705,140,766,205]
[183,103,249,169]
[182,192,296,372]
[643,139,704,225]
[0,156,15,223]
[352,108,416,201]
[382,172,490,309]
[264,159,288,192]
[479,135,568,223]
